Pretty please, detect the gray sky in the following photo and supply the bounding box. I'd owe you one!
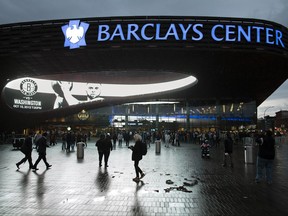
[0,0,287,117]
[0,0,288,26]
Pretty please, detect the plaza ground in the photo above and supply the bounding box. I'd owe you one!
[0,137,288,216]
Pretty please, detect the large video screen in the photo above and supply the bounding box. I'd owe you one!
[1,76,197,113]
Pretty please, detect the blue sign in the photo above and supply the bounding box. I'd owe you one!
[62,20,89,49]
[97,23,285,48]
[62,20,286,49]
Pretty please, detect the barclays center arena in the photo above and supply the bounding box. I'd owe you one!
[0,16,288,134]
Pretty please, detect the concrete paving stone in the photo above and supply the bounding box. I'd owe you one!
[1,137,288,215]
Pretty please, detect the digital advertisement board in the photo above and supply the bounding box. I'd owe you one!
[2,76,197,113]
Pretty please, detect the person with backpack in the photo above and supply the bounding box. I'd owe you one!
[129,133,145,182]
[16,131,34,169]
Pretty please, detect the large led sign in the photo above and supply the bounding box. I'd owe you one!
[97,23,285,47]
[2,76,197,113]
[63,19,286,49]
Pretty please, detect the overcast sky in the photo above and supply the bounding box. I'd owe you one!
[0,0,287,117]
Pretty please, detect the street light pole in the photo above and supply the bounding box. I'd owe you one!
[263,106,274,131]
[264,106,274,118]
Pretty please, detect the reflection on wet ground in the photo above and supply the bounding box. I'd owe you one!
[95,167,110,192]
[0,138,288,215]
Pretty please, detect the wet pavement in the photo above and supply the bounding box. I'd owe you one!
[1,137,288,216]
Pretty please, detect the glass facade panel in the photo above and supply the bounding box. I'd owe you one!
[72,100,258,131]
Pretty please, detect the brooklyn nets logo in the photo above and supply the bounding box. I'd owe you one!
[20,79,38,96]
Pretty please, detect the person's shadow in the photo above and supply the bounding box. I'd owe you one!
[95,168,110,193]
[33,169,48,207]
[132,180,145,215]
[16,169,31,196]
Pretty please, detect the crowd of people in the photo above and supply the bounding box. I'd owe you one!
[15,129,148,183]
[12,128,282,184]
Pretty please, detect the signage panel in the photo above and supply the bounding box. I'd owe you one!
[2,76,197,113]
[62,19,287,49]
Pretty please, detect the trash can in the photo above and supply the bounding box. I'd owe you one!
[244,145,253,164]
[77,142,85,159]
[155,140,161,154]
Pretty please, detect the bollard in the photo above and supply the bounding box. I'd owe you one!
[244,145,253,164]
[155,140,161,154]
[77,142,85,159]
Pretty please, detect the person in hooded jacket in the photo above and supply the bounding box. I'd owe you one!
[129,133,145,182]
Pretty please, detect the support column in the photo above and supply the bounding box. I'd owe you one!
[155,104,159,131]
[216,100,221,131]
[125,106,129,130]
[186,100,190,131]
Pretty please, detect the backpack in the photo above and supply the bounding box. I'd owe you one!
[141,141,147,156]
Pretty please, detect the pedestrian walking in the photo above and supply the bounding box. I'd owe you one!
[175,132,180,146]
[103,133,113,167]
[96,134,106,167]
[16,131,34,169]
[129,133,145,182]
[61,132,67,151]
[33,131,42,148]
[32,132,52,171]
[66,131,74,152]
[117,132,123,147]
[222,132,233,167]
[112,133,117,150]
[124,131,130,146]
[255,130,275,184]
[164,132,170,147]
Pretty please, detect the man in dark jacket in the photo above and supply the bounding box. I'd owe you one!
[103,133,113,167]
[222,132,234,167]
[32,132,52,171]
[255,130,275,184]
[95,133,113,167]
[96,134,106,167]
[16,131,34,169]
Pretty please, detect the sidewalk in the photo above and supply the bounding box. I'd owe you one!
[0,139,288,216]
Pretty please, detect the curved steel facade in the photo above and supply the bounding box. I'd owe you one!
[1,16,288,55]
[0,16,288,129]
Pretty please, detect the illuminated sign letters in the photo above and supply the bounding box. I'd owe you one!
[210,25,284,47]
[97,23,285,48]
[97,23,204,41]
[63,20,286,49]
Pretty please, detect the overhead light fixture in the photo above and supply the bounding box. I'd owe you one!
[124,101,179,105]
